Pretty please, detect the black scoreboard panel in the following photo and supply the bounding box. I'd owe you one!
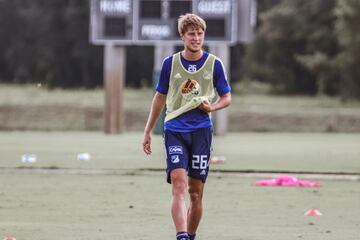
[91,0,133,40]
[140,1,162,19]
[170,1,192,18]
[205,19,226,38]
[90,0,238,44]
[104,17,127,37]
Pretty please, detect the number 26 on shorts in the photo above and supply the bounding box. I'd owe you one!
[192,155,208,169]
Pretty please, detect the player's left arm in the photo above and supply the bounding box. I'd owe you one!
[199,58,232,113]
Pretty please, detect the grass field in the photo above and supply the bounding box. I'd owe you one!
[1,172,359,240]
[0,131,359,240]
[1,132,359,174]
[1,84,360,239]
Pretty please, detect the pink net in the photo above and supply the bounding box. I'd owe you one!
[255,175,321,187]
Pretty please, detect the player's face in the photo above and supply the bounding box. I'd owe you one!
[181,27,204,53]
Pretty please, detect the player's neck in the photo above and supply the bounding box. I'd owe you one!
[181,49,203,61]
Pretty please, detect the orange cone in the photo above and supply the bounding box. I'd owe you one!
[304,209,322,216]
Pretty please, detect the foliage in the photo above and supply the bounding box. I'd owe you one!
[244,0,338,95]
[0,1,160,89]
[0,0,359,98]
[334,0,360,100]
[126,46,154,88]
[0,0,102,88]
[244,0,360,99]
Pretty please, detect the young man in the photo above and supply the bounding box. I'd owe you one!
[142,13,231,240]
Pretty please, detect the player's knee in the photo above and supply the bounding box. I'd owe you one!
[172,179,187,197]
[189,189,202,203]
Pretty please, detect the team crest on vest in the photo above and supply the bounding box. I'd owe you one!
[180,79,201,101]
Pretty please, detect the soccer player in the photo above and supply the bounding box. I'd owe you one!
[142,13,231,240]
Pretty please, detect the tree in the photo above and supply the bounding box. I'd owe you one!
[244,0,337,95]
[335,0,360,100]
[0,0,103,88]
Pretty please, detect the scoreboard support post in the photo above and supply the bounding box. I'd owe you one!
[104,44,126,134]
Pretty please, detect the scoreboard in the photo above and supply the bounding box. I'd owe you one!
[90,0,239,44]
[92,0,256,134]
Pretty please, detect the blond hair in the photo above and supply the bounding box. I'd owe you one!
[178,13,206,36]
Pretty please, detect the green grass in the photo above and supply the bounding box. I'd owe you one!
[0,132,359,174]
[0,171,359,240]
[0,131,359,239]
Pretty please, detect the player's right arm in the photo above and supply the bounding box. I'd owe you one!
[142,56,171,155]
[142,92,167,155]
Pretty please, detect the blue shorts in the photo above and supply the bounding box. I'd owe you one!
[164,127,212,184]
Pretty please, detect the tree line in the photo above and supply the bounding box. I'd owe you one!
[0,0,359,99]
[244,0,360,100]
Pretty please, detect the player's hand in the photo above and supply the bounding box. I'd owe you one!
[142,132,152,155]
[198,99,213,113]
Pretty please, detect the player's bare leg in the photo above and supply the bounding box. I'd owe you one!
[171,168,188,233]
[187,177,204,236]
